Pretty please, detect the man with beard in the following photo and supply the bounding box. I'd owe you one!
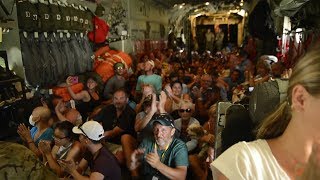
[130,114,189,179]
[192,74,222,124]
[93,88,136,160]
[103,62,127,101]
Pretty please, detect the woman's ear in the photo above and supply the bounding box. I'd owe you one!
[291,84,307,112]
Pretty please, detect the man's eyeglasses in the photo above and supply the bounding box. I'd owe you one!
[116,66,124,70]
[52,135,67,140]
[179,108,192,113]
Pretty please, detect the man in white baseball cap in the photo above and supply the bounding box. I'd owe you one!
[72,120,104,141]
[58,121,121,179]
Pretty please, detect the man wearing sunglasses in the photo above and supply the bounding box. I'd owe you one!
[103,62,127,102]
[174,100,200,152]
[58,121,121,180]
[130,114,188,180]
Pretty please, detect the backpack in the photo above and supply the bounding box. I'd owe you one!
[249,79,289,125]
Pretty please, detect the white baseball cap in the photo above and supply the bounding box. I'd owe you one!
[146,60,155,67]
[72,121,104,141]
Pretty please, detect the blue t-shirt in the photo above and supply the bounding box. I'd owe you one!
[30,127,54,146]
[136,74,162,94]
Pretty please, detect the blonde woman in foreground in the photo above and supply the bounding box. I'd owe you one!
[211,45,320,180]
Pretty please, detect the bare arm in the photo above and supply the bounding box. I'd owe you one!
[134,95,145,114]
[17,124,42,158]
[157,165,187,180]
[164,99,173,113]
[103,126,124,139]
[69,170,104,180]
[60,158,104,180]
[43,145,64,176]
[27,140,42,158]
[254,75,270,85]
[158,91,167,114]
[135,112,154,132]
[55,100,68,121]
[216,77,229,89]
[67,86,91,102]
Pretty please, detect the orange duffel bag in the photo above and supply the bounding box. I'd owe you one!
[94,48,132,83]
[52,83,84,102]
[94,45,110,58]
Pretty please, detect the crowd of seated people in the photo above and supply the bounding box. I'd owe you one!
[11,40,311,180]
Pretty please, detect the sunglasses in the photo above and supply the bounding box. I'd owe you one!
[179,108,192,113]
[115,66,124,70]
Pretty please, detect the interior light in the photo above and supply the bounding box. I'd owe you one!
[237,9,246,16]
[229,9,239,13]
[179,5,183,9]
[295,28,304,43]
[194,13,203,18]
[205,2,210,5]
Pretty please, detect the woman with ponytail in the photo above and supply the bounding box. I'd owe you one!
[210,45,320,180]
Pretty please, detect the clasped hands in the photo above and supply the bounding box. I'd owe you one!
[131,145,162,170]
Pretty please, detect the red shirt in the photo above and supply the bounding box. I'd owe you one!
[88,16,109,43]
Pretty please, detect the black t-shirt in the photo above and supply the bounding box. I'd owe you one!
[83,147,121,179]
[93,104,136,144]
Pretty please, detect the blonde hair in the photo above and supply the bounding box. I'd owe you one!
[257,45,320,139]
[179,100,195,111]
[142,84,156,93]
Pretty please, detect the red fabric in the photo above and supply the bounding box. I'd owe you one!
[88,16,109,43]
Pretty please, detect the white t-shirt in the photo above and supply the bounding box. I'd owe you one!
[211,139,290,180]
